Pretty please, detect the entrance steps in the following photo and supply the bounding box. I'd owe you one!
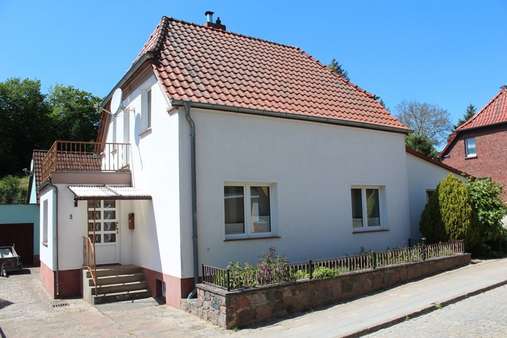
[83,265,151,304]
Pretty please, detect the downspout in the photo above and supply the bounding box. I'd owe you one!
[183,101,199,297]
[47,178,60,297]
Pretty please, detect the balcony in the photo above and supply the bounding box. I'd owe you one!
[41,141,130,183]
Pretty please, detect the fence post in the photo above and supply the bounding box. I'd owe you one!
[226,269,231,291]
[309,260,314,280]
[201,264,205,283]
[372,252,377,270]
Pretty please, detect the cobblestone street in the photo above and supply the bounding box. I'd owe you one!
[368,284,507,338]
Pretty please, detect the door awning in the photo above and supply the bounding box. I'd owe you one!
[68,185,152,200]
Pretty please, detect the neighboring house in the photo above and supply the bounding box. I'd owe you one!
[36,14,464,306]
[440,86,507,201]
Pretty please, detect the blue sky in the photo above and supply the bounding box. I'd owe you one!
[1,0,506,124]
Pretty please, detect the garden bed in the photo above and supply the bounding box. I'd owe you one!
[181,241,470,328]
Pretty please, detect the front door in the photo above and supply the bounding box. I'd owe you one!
[87,200,120,265]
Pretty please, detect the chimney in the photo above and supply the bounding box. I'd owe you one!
[204,11,226,31]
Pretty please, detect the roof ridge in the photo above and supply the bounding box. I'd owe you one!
[162,16,300,50]
[458,87,506,130]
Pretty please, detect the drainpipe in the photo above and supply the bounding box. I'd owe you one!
[183,101,199,296]
[47,178,60,297]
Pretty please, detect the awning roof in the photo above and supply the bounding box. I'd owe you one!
[68,185,151,200]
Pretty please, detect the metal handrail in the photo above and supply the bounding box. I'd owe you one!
[83,236,97,287]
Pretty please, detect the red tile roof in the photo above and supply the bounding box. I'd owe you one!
[456,86,507,131]
[31,150,46,202]
[406,147,470,177]
[137,17,408,132]
[440,86,507,157]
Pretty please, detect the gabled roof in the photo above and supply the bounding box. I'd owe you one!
[456,86,507,131]
[117,16,408,133]
[441,86,507,157]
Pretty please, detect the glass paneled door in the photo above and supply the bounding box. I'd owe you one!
[87,200,120,265]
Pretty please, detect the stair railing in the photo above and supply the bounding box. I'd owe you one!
[83,236,97,287]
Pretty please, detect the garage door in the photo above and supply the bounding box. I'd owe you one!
[0,223,34,266]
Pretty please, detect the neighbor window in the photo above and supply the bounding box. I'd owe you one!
[224,184,272,237]
[351,187,383,230]
[426,189,435,201]
[465,137,476,157]
[42,199,48,245]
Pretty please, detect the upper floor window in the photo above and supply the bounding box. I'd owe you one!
[224,184,272,238]
[42,199,48,245]
[141,88,152,131]
[351,186,384,231]
[465,137,476,158]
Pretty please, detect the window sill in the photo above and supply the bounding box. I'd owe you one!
[352,227,389,234]
[465,155,477,160]
[224,235,281,242]
[139,128,152,138]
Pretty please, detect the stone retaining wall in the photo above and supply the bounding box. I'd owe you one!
[181,253,471,329]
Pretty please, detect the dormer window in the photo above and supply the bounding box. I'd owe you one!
[465,137,476,158]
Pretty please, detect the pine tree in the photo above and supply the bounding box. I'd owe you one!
[454,104,477,129]
[327,58,350,81]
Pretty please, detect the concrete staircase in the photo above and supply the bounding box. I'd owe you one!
[83,265,151,304]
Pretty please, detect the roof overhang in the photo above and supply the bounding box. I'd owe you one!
[68,185,152,201]
[171,99,410,135]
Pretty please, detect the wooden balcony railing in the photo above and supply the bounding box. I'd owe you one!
[41,141,130,182]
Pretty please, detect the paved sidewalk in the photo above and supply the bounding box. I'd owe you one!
[234,258,507,338]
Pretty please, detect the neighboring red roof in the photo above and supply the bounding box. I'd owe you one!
[31,150,47,202]
[456,86,507,131]
[406,147,471,177]
[136,17,408,132]
[440,86,507,157]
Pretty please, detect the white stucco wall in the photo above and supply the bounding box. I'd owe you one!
[405,153,463,240]
[178,109,412,277]
[39,187,56,269]
[107,73,182,278]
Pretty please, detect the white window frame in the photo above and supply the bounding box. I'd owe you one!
[465,137,477,158]
[350,186,387,233]
[224,182,276,240]
[140,88,152,134]
[42,199,48,245]
[87,200,119,245]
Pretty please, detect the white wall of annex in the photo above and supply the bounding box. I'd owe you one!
[39,187,55,269]
[405,153,462,239]
[178,109,412,277]
[104,73,182,277]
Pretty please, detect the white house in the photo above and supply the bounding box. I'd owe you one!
[37,14,467,307]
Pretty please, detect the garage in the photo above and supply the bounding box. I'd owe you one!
[0,204,39,266]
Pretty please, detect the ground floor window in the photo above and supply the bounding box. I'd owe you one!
[87,200,118,244]
[224,184,272,237]
[351,187,384,230]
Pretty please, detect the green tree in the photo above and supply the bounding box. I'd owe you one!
[406,133,438,157]
[327,58,350,81]
[420,175,478,249]
[0,175,28,203]
[396,101,451,146]
[0,78,52,176]
[47,85,102,141]
[466,178,507,244]
[454,104,477,130]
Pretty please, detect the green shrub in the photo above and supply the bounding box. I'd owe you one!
[312,266,347,279]
[466,178,507,256]
[292,269,309,280]
[420,174,477,249]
